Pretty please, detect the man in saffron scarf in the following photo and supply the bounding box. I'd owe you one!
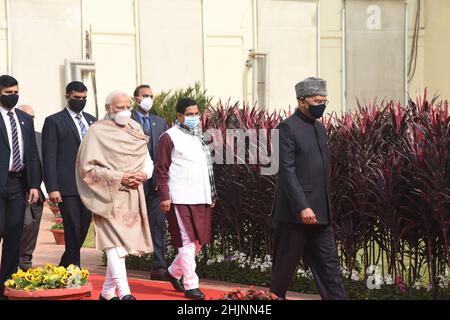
[76,90,153,300]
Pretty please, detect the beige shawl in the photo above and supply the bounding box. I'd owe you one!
[76,116,153,255]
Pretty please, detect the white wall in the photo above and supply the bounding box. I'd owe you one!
[9,0,83,130]
[0,0,8,75]
[258,0,318,111]
[203,0,254,105]
[138,0,204,93]
[0,0,449,124]
[84,0,139,119]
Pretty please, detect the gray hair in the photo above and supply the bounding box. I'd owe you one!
[105,90,130,105]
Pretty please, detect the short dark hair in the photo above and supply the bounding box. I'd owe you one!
[0,75,19,91]
[176,98,197,114]
[133,84,150,97]
[66,81,88,94]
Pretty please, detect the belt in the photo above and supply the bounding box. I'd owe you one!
[8,170,24,177]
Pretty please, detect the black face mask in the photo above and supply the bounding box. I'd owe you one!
[0,94,19,109]
[307,103,326,119]
[68,99,87,113]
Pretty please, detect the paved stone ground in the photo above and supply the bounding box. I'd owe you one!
[0,206,320,300]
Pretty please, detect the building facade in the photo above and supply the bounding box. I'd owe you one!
[0,0,449,130]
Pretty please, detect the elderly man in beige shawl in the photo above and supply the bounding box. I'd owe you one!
[76,90,153,300]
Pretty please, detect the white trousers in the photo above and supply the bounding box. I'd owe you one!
[102,247,131,299]
[168,206,202,290]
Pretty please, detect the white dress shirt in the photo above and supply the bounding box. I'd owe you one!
[143,150,154,179]
[66,107,90,140]
[0,106,25,171]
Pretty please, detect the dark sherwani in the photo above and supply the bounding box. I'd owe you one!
[270,109,346,300]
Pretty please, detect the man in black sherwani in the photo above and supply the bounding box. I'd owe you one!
[270,77,346,300]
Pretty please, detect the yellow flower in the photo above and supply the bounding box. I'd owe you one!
[33,275,43,284]
[45,263,54,271]
[25,273,35,282]
[12,269,26,280]
[56,266,66,275]
[60,274,69,286]
[81,269,89,279]
[4,280,15,288]
[23,285,33,291]
[34,267,44,275]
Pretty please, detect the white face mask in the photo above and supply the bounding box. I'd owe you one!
[112,110,131,126]
[140,97,153,112]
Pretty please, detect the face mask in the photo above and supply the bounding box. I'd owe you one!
[112,110,132,126]
[140,97,153,112]
[307,103,326,119]
[0,94,19,109]
[183,115,200,129]
[68,99,87,113]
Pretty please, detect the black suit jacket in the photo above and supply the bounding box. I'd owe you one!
[34,132,46,202]
[131,110,168,189]
[0,108,41,193]
[271,109,332,225]
[42,108,97,196]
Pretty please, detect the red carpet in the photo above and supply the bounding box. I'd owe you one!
[83,274,227,300]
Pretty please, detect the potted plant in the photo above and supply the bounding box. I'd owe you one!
[51,214,65,245]
[3,264,92,300]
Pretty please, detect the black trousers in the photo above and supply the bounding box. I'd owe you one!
[58,196,92,267]
[144,182,167,270]
[19,197,44,270]
[0,174,27,295]
[270,221,346,300]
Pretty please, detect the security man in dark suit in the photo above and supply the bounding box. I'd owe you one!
[17,105,46,271]
[131,84,168,280]
[270,77,346,300]
[42,81,96,268]
[0,75,41,297]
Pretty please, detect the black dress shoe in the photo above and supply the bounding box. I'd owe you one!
[121,294,136,300]
[184,288,205,300]
[150,267,167,281]
[164,270,185,292]
[99,294,120,300]
[19,263,32,272]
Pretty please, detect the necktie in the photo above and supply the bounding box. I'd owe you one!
[142,116,154,158]
[143,116,151,135]
[75,114,87,138]
[7,111,22,171]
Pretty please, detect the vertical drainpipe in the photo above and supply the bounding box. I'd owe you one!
[264,52,269,109]
[341,5,346,114]
[134,0,142,86]
[404,1,408,105]
[316,0,320,77]
[6,0,12,74]
[252,0,259,107]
